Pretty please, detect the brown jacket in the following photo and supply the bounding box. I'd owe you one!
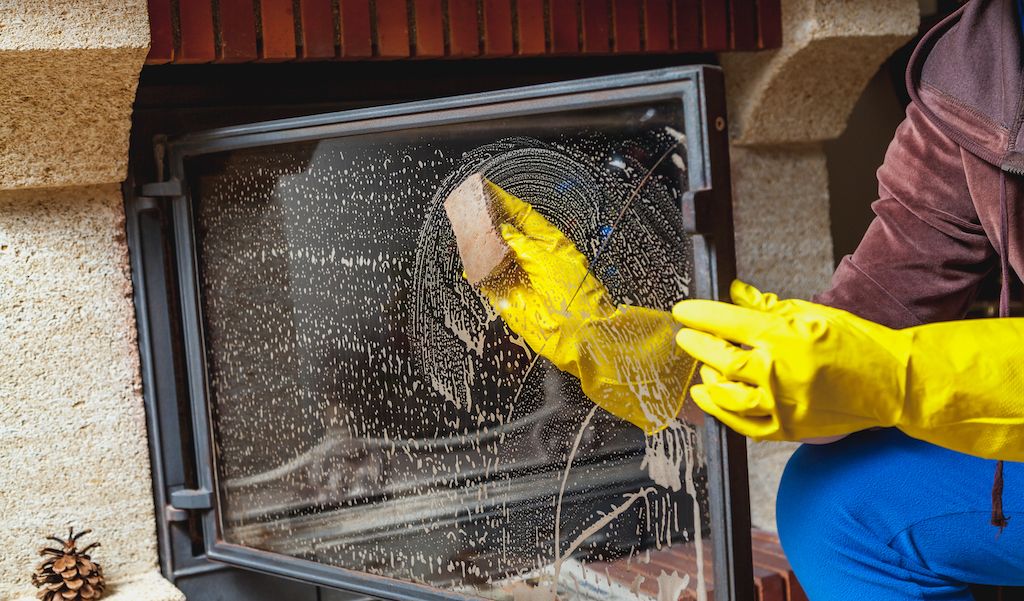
[816,0,1022,324]
[811,0,1022,527]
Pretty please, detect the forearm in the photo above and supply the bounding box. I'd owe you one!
[899,318,1024,461]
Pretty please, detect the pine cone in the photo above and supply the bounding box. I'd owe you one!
[31,528,105,601]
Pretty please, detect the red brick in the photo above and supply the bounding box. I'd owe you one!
[259,0,297,60]
[178,0,216,63]
[146,0,175,63]
[582,0,610,53]
[482,0,514,54]
[550,0,580,53]
[413,0,445,56]
[756,0,783,49]
[217,0,258,62]
[375,0,410,57]
[613,0,642,52]
[340,0,373,56]
[516,0,546,54]
[298,0,336,58]
[730,0,758,50]
[645,0,671,52]
[448,0,480,56]
[702,0,728,50]
[673,0,701,52]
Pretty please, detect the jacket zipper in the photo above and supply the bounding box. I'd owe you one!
[1001,162,1024,175]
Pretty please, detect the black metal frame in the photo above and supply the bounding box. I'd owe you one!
[126,65,752,601]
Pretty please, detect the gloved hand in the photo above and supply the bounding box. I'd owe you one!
[477,181,696,434]
[673,280,1024,461]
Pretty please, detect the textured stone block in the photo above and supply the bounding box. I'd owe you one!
[0,185,174,599]
[0,1,149,189]
[728,146,835,531]
[721,0,919,146]
[730,146,835,300]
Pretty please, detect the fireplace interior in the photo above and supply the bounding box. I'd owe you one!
[126,59,749,601]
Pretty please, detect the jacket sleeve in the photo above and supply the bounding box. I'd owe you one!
[813,102,995,329]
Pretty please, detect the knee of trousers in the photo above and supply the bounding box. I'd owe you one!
[775,442,886,571]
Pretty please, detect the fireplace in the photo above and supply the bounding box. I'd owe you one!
[126,63,750,601]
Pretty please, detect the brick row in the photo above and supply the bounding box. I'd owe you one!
[144,0,785,63]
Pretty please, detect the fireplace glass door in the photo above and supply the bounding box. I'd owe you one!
[128,66,749,601]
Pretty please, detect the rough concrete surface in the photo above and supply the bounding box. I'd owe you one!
[729,145,836,300]
[728,146,835,530]
[746,441,801,531]
[0,1,150,50]
[722,0,919,146]
[0,185,173,599]
[0,0,149,189]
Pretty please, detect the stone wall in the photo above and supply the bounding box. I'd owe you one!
[0,1,183,599]
[721,0,919,530]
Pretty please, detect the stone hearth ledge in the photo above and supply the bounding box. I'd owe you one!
[12,570,184,601]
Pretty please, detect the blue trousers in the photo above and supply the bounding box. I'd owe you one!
[776,429,1024,600]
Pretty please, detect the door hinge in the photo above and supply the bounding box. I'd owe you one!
[164,505,189,523]
[140,178,183,198]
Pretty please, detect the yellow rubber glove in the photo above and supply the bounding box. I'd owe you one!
[673,280,1024,461]
[477,181,697,434]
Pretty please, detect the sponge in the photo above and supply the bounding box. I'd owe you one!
[443,173,513,284]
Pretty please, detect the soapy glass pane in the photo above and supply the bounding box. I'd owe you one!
[189,100,711,600]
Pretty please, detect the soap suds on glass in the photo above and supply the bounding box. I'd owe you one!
[189,102,709,600]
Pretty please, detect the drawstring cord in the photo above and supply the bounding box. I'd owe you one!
[993,460,1007,532]
[1000,172,1011,317]
[992,172,1011,533]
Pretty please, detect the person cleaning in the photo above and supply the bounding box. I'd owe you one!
[472,2,1024,598]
